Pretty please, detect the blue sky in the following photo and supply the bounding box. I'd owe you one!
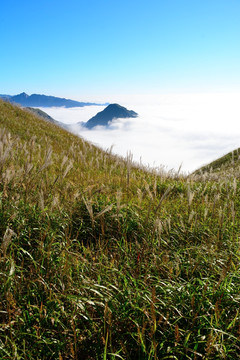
[1,0,240,98]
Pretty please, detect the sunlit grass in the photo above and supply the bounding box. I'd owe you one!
[1,100,240,359]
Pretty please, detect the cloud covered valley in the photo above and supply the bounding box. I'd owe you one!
[39,93,240,174]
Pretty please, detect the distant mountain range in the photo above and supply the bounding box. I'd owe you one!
[0,94,138,131]
[82,103,138,129]
[0,92,108,108]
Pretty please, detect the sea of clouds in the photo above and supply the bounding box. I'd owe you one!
[39,93,240,174]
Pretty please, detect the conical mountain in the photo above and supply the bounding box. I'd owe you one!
[83,103,138,129]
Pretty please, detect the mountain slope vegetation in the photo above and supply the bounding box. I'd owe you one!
[195,147,240,179]
[1,100,240,360]
[26,107,69,130]
[26,106,59,123]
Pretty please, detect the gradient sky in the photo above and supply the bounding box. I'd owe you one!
[1,0,240,98]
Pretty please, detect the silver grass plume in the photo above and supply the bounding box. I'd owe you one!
[1,227,17,255]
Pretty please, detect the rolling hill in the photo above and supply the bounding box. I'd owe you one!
[0,99,240,359]
[194,147,240,178]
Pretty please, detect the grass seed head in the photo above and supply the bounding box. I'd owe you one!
[1,227,17,255]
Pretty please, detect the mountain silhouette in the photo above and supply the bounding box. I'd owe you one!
[0,92,107,108]
[83,104,138,129]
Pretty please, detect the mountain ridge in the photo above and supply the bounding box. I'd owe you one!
[0,92,108,108]
[25,107,70,130]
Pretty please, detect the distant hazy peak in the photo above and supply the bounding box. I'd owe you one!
[0,92,108,108]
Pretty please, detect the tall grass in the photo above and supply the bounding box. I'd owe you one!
[1,100,240,359]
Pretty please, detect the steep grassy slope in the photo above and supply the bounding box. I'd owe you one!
[194,148,240,179]
[1,100,240,359]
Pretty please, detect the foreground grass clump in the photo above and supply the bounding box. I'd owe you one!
[1,100,240,359]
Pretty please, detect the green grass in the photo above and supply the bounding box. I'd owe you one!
[194,147,240,178]
[1,100,240,359]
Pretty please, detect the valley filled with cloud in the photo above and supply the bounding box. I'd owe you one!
[41,93,240,173]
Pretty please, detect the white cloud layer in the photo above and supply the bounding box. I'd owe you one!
[40,93,240,174]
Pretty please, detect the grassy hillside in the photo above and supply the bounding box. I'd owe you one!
[1,100,240,359]
[194,148,240,179]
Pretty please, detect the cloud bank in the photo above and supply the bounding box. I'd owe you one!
[40,93,240,174]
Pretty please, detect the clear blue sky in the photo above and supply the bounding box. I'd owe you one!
[1,0,240,98]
